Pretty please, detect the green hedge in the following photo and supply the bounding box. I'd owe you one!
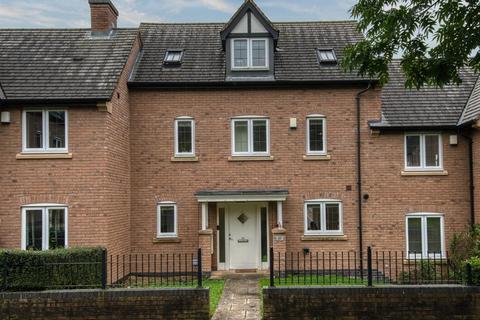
[0,247,105,291]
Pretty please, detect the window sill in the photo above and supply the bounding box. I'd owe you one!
[303,154,331,161]
[301,235,347,241]
[231,67,269,72]
[228,156,274,161]
[16,153,73,160]
[403,259,448,265]
[153,237,181,243]
[401,170,448,176]
[171,156,199,162]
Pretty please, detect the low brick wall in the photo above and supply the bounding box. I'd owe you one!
[0,288,209,320]
[263,286,480,320]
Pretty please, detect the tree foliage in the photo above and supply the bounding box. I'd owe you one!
[342,0,480,88]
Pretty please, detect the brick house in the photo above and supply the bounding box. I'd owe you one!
[0,0,479,273]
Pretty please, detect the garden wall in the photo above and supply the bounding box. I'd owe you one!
[0,288,209,320]
[263,286,480,320]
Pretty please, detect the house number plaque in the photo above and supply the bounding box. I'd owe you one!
[274,235,285,241]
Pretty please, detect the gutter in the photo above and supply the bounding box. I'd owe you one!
[356,82,372,276]
[128,79,377,89]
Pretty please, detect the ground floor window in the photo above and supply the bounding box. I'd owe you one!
[157,202,177,237]
[406,214,445,258]
[304,200,343,235]
[22,205,67,250]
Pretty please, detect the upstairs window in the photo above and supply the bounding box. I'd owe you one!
[232,39,268,69]
[232,117,269,156]
[406,214,445,258]
[317,49,337,64]
[157,202,177,238]
[405,133,442,170]
[304,200,343,236]
[164,50,184,65]
[21,205,68,250]
[306,116,327,155]
[174,117,195,157]
[22,109,68,153]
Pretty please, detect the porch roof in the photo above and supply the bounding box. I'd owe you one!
[195,189,288,202]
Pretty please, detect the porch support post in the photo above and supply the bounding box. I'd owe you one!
[276,201,283,228]
[198,229,213,274]
[272,227,286,273]
[201,202,208,230]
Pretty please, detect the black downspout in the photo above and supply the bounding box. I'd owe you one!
[461,132,475,228]
[356,83,371,277]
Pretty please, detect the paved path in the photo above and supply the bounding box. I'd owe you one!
[212,274,261,320]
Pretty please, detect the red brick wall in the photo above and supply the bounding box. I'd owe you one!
[0,36,140,258]
[128,86,471,262]
[363,131,470,252]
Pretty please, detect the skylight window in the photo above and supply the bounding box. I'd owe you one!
[317,49,337,64]
[164,50,184,65]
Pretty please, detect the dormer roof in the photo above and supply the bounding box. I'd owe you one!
[220,0,279,45]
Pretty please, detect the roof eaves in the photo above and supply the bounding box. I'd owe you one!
[128,79,377,89]
[3,97,109,106]
[369,120,457,131]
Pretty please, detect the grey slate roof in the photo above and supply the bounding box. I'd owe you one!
[458,77,480,126]
[0,28,138,102]
[370,61,478,129]
[130,21,368,84]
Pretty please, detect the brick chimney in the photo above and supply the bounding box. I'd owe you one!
[88,0,119,35]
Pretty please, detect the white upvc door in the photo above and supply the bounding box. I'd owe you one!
[228,203,259,269]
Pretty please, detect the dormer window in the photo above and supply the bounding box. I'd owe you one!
[164,50,184,66]
[317,49,337,64]
[232,39,268,69]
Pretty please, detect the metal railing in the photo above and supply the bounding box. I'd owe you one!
[107,249,203,288]
[1,248,204,291]
[269,247,476,287]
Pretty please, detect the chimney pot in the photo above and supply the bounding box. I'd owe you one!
[88,0,119,36]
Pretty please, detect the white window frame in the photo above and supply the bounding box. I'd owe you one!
[304,200,343,236]
[231,117,270,156]
[22,109,68,153]
[174,117,195,157]
[157,202,177,238]
[231,38,269,70]
[21,204,68,250]
[306,116,327,155]
[404,133,443,171]
[405,213,445,259]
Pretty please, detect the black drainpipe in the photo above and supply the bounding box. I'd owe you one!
[356,82,372,276]
[461,132,475,228]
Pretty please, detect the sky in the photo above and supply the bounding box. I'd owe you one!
[0,0,357,28]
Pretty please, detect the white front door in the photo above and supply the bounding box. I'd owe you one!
[228,203,258,269]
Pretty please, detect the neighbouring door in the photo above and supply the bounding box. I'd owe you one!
[228,203,258,269]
